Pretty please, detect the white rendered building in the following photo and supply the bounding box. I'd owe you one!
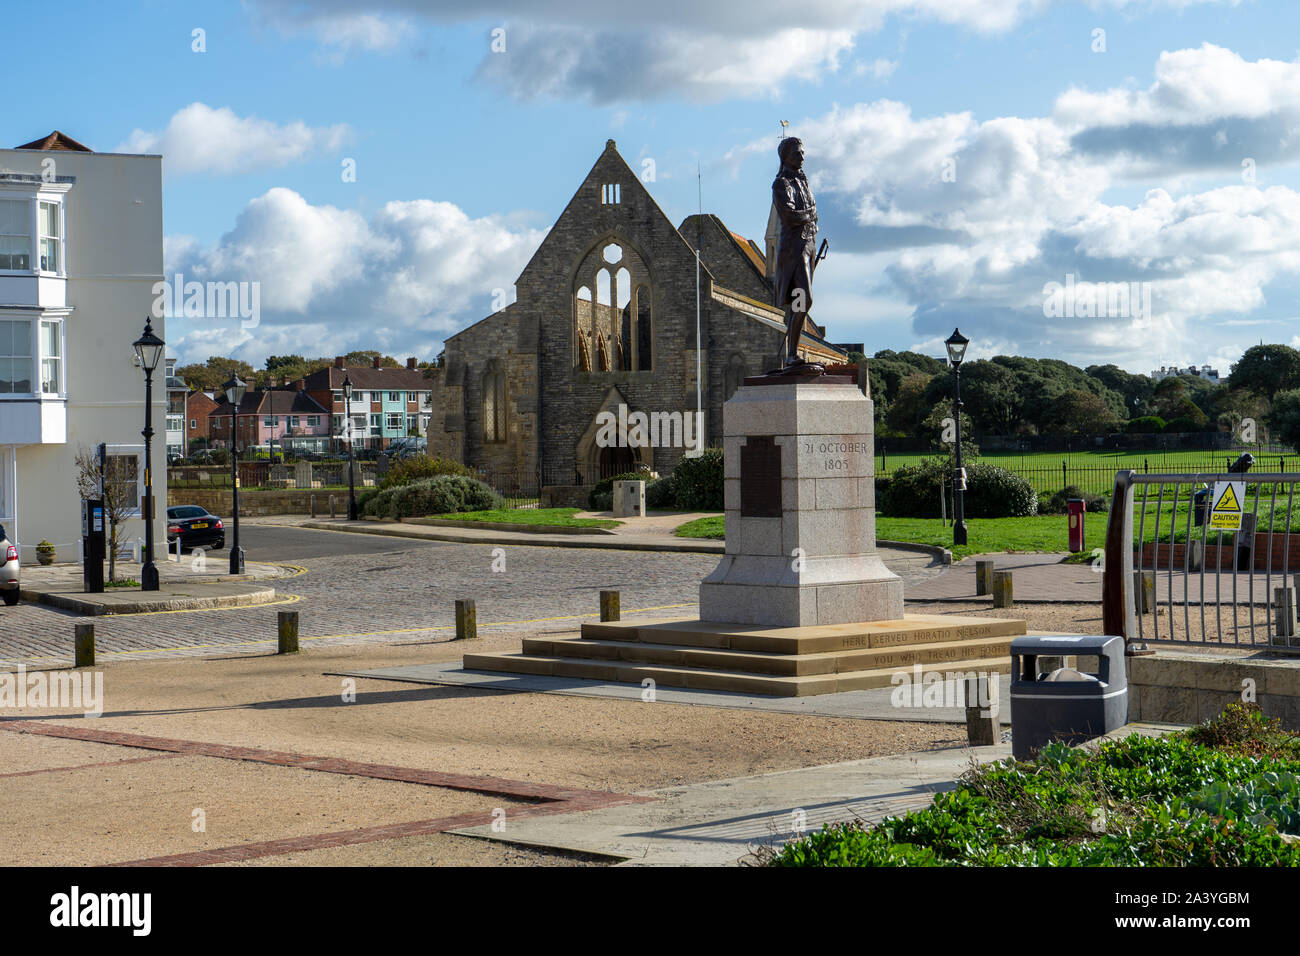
[0,131,164,561]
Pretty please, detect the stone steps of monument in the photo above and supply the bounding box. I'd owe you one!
[520,634,1015,677]
[461,650,1013,698]
[579,613,1025,655]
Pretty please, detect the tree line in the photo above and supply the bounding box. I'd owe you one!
[175,351,437,393]
[848,343,1300,450]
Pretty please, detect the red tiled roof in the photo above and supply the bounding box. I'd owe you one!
[15,131,92,152]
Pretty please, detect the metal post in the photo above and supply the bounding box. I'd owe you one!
[346,391,358,521]
[229,410,244,575]
[952,366,967,546]
[74,623,95,668]
[600,590,620,622]
[277,610,299,654]
[141,364,159,591]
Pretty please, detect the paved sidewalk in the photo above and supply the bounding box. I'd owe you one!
[19,557,287,615]
[908,552,1103,603]
[297,517,947,574]
[451,744,1013,865]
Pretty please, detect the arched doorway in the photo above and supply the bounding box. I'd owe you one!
[598,445,636,479]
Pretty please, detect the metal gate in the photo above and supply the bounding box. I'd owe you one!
[1102,469,1300,650]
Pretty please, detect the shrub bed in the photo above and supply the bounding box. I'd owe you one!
[362,474,501,519]
[767,704,1300,867]
[879,458,1037,518]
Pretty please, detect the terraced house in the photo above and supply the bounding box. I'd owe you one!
[298,357,433,452]
[422,140,849,490]
[0,130,164,559]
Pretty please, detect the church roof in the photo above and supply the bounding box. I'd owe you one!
[15,130,92,152]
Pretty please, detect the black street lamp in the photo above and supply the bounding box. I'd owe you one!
[343,373,358,520]
[132,318,165,591]
[223,374,247,575]
[945,327,970,548]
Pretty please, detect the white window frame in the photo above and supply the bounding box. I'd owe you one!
[0,198,32,274]
[0,317,34,396]
[38,200,62,275]
[306,415,319,427]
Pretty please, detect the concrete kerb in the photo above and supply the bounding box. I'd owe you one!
[301,519,955,564]
[21,582,281,616]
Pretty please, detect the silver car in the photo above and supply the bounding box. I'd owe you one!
[0,525,17,606]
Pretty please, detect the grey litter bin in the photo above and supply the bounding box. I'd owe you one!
[1009,635,1127,760]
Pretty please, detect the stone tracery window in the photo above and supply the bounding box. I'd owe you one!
[482,362,506,443]
[574,240,651,371]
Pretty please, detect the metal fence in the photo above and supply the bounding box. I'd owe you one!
[1103,470,1300,650]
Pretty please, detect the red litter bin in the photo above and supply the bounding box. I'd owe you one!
[1067,498,1086,553]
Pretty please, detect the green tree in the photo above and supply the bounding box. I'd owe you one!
[1266,389,1300,452]
[176,356,255,392]
[1043,389,1120,435]
[1229,344,1300,401]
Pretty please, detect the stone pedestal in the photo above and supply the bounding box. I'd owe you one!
[699,382,903,627]
[613,480,646,518]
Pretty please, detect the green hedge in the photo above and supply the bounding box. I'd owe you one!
[669,447,724,511]
[362,474,501,519]
[879,458,1037,519]
[377,456,477,491]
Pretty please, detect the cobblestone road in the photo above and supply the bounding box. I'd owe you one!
[0,524,944,667]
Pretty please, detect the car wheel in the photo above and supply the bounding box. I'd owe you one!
[2,590,18,607]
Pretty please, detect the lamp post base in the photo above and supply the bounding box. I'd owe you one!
[141,561,160,592]
[229,546,245,575]
[953,522,968,547]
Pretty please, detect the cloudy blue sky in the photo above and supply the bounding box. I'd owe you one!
[8,0,1300,374]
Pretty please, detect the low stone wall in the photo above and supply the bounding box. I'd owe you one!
[541,484,593,508]
[1127,652,1300,728]
[168,488,355,517]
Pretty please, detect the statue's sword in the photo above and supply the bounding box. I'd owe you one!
[812,238,828,276]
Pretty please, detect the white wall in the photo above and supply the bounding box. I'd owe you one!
[0,146,164,560]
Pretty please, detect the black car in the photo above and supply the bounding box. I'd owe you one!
[166,505,225,551]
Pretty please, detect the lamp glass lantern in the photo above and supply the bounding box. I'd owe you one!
[132,320,165,372]
[945,328,969,368]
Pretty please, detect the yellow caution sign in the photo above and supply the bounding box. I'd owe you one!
[1209,481,1245,531]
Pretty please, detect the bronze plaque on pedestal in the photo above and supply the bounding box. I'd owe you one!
[740,436,782,517]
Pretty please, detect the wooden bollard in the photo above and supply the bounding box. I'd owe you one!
[600,590,620,622]
[964,674,998,746]
[975,559,995,596]
[74,623,95,668]
[1133,570,1155,614]
[992,570,1013,608]
[455,599,477,640]
[277,610,299,654]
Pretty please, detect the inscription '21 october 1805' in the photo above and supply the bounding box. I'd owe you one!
[802,438,871,474]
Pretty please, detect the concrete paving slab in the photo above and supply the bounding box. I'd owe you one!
[334,659,1013,725]
[449,744,1013,866]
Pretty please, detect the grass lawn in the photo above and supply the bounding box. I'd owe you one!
[674,513,1078,559]
[437,508,620,530]
[877,447,1295,496]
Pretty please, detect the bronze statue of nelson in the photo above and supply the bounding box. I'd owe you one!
[772,136,823,367]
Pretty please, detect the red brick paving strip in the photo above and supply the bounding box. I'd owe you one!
[0,753,179,779]
[1,720,654,866]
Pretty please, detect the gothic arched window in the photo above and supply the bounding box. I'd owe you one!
[482,363,506,443]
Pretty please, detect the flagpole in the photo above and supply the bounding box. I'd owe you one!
[695,160,703,455]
